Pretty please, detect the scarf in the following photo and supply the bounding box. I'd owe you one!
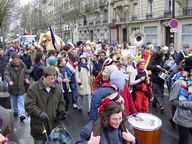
[179,70,192,101]
[78,62,89,72]
[10,61,22,72]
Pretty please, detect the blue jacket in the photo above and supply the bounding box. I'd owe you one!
[77,122,139,144]
[89,87,116,121]
[77,122,123,144]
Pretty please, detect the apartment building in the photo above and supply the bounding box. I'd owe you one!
[51,0,192,50]
[110,0,192,51]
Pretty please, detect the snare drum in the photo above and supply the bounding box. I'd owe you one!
[158,72,168,81]
[128,113,162,144]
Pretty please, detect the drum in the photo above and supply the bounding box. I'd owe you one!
[128,113,162,144]
[158,72,169,81]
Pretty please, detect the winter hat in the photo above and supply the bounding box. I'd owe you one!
[79,53,88,61]
[48,56,58,66]
[0,106,9,134]
[110,71,127,92]
[105,92,125,110]
[103,57,114,68]
[102,65,118,81]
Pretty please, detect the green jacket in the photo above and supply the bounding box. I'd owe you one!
[25,79,66,139]
[4,61,28,96]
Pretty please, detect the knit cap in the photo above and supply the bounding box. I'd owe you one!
[48,56,57,66]
[110,71,127,92]
[102,65,118,81]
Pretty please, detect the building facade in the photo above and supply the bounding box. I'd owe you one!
[49,0,192,51]
[111,0,192,51]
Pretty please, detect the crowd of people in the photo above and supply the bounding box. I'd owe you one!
[0,39,192,144]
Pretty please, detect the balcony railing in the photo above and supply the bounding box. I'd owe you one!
[164,10,172,18]
[146,13,152,19]
[89,22,94,25]
[120,17,126,22]
[95,20,100,24]
[183,7,192,16]
[130,15,137,21]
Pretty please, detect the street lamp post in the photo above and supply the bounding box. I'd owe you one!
[172,0,175,18]
[171,0,175,44]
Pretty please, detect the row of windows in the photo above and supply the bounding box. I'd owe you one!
[143,24,192,46]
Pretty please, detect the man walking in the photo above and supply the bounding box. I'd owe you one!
[25,66,66,144]
[4,54,28,121]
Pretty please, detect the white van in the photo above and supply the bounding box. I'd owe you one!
[19,35,37,46]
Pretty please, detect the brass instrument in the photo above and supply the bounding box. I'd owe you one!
[130,30,146,47]
[113,53,122,63]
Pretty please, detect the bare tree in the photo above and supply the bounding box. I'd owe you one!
[0,0,17,36]
[20,0,50,34]
[20,4,32,33]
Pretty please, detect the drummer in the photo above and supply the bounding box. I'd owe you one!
[147,51,165,111]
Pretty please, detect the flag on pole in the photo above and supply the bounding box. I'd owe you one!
[49,25,59,51]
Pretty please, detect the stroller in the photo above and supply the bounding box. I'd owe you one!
[42,121,73,144]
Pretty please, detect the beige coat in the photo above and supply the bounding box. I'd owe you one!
[75,65,91,96]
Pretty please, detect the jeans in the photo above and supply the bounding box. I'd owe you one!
[69,83,78,104]
[10,95,26,117]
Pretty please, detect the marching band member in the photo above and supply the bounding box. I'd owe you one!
[147,51,165,111]
[130,59,152,113]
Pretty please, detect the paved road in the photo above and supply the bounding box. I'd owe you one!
[6,90,192,144]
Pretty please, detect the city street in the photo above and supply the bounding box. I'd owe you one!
[7,88,192,144]
[0,0,192,144]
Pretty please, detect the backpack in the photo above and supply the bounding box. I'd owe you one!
[46,126,73,144]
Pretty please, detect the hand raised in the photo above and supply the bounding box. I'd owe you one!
[88,132,100,144]
[122,131,136,143]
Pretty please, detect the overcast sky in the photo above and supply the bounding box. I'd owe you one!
[20,0,33,6]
